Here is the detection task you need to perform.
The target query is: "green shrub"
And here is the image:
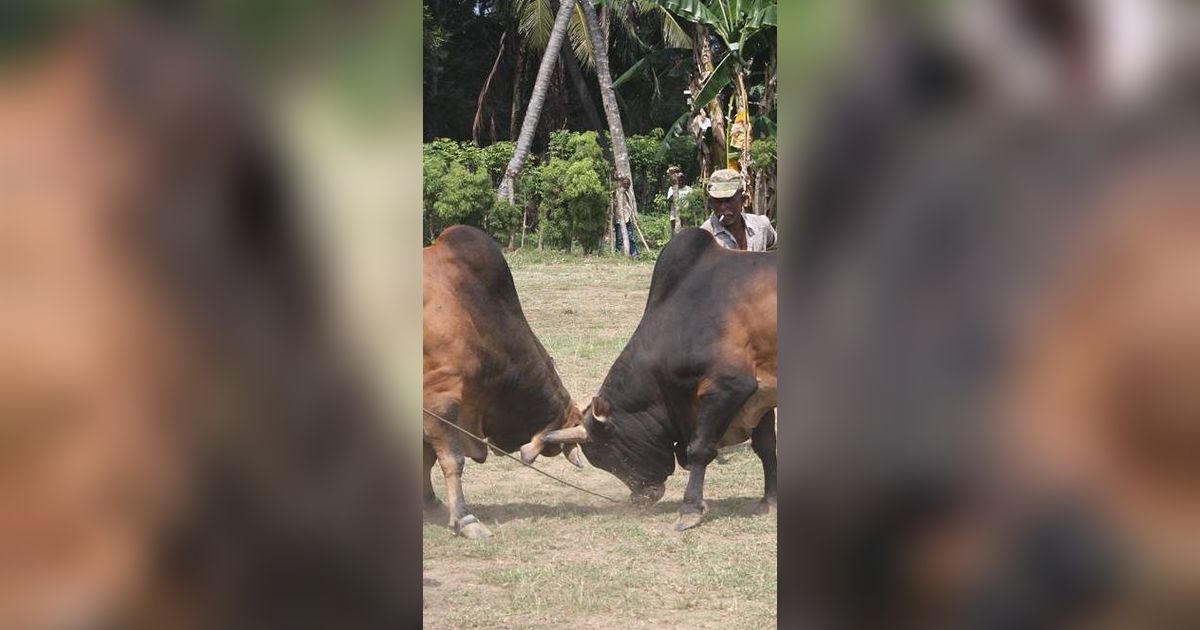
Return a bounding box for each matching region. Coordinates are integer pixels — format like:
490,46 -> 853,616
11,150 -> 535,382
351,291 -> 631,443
507,131 -> 611,252
538,150 -> 609,253
664,133 -> 699,180
432,160 -> 494,235
478,141 -> 515,184
424,138 -> 464,167
625,128 -> 702,218
750,137 -> 777,170
424,138 -> 515,187
423,153 -> 450,242
627,129 -> 667,205
652,192 -> 672,216
485,199 -> 523,244
678,187 -> 708,228
423,130 -> 698,250
548,130 -> 608,184
637,213 -> 673,250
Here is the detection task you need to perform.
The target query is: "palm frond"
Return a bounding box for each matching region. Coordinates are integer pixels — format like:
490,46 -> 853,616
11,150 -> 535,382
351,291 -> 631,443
657,7 -> 693,49
611,47 -> 690,89
568,5 -> 595,69
514,0 -> 555,51
610,0 -> 652,51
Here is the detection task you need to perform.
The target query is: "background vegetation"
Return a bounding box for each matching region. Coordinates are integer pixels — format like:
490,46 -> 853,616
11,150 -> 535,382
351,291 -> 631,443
423,129 -> 705,248
424,0 -> 778,252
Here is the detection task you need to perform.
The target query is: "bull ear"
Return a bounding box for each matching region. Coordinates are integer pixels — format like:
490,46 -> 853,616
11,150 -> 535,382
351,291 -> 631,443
541,424 -> 589,445
591,395 -> 611,420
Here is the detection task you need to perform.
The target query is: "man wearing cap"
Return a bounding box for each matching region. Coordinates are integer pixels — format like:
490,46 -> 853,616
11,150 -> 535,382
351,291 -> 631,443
700,169 -> 776,251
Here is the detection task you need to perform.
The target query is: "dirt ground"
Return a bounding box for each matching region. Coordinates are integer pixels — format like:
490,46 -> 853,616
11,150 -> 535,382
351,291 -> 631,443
422,251 -> 777,629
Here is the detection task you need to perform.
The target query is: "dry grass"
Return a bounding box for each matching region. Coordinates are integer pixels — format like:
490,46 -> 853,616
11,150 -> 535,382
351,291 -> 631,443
422,251 -> 777,629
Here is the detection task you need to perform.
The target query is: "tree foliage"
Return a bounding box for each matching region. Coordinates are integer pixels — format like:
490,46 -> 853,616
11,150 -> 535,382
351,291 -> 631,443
425,159 -> 497,240
679,185 -> 708,225
538,156 -> 610,252
625,127 -> 698,209
536,131 -> 610,251
750,135 -> 775,169
425,131 -> 610,250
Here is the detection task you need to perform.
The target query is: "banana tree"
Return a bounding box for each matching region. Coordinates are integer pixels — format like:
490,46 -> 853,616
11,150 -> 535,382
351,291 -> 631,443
654,0 -> 776,170
661,0 -> 775,113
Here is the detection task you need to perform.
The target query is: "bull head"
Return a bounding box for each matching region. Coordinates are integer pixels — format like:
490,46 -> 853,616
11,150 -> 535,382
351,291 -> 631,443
519,403 -> 588,468
542,396 -> 610,446
520,437 -> 586,468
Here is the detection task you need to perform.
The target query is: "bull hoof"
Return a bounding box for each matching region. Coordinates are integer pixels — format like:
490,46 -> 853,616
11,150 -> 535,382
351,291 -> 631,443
672,502 -> 709,532
751,500 -> 776,516
454,515 -> 493,539
519,442 -> 541,465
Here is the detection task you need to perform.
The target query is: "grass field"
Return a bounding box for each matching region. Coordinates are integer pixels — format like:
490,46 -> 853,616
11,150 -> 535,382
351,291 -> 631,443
422,250 -> 777,629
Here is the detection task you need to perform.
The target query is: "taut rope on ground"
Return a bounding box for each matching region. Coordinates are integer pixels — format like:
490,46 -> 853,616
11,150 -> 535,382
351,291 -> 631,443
422,407 -> 622,504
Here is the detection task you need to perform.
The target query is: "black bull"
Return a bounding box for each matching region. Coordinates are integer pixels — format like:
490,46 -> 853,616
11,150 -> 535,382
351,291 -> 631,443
544,229 -> 778,531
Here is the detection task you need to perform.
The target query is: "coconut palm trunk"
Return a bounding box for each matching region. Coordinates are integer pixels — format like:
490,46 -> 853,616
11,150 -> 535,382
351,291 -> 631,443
561,46 -> 607,145
498,0 -> 577,203
578,0 -> 636,255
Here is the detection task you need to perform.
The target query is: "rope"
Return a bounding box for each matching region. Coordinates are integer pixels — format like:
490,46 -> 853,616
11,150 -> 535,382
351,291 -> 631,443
422,407 -> 622,504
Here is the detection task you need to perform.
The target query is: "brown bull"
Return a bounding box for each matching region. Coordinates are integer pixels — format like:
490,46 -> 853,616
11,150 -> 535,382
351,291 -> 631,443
423,225 -> 583,539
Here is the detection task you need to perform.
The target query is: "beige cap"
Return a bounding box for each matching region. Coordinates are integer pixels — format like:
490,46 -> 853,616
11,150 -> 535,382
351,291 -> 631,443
706,169 -> 743,198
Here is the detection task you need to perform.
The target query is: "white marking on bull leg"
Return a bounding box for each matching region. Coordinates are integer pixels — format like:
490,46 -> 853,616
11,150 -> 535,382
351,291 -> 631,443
519,436 -> 543,464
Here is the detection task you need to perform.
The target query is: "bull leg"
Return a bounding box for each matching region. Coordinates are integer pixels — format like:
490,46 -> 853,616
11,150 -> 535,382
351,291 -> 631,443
423,442 -> 441,509
675,375 -> 757,532
434,441 -> 492,539
750,409 -> 777,515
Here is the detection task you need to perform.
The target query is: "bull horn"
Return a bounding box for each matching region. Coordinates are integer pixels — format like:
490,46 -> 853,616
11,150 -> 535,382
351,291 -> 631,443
519,439 -> 543,465
564,444 -> 585,468
541,424 -> 590,445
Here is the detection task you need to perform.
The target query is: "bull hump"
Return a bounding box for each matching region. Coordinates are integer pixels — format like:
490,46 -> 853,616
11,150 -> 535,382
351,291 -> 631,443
645,229 -> 717,303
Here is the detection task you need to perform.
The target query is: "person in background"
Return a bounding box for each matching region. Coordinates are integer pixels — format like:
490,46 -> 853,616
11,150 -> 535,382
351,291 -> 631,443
667,166 -> 686,233
613,175 -> 638,257
700,169 -> 776,251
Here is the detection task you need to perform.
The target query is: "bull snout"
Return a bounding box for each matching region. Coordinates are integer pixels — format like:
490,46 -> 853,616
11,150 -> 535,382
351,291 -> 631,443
629,483 -> 665,508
